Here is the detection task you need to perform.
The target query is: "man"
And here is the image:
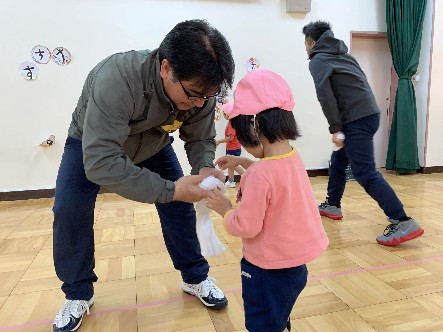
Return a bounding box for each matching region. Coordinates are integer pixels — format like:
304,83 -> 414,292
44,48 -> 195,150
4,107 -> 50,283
52,19 -> 234,332
302,20 -> 424,247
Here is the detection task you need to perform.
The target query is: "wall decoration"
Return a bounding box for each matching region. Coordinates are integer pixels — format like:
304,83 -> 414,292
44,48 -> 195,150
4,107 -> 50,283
214,84 -> 229,121
245,57 -> 260,72
19,61 -> 39,80
52,47 -> 71,65
215,103 -> 222,121
40,135 -> 55,147
31,45 -> 51,64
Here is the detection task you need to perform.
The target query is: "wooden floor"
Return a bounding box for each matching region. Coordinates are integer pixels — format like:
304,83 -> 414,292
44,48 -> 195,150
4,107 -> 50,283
1,171 -> 443,331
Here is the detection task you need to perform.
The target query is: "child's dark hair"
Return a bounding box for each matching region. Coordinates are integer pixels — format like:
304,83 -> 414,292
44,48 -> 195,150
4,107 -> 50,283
230,108 -> 301,147
302,20 -> 332,41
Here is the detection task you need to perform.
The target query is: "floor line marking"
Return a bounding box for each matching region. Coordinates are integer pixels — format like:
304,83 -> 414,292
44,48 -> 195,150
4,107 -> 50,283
1,254 -> 442,331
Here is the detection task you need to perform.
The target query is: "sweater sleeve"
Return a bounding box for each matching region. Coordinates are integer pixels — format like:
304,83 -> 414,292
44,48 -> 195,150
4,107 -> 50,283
309,58 -> 342,133
224,168 -> 270,238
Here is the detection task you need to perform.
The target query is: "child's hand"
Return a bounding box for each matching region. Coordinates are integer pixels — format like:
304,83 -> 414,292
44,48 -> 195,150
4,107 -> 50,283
215,155 -> 238,170
199,167 -> 225,183
206,187 -> 233,216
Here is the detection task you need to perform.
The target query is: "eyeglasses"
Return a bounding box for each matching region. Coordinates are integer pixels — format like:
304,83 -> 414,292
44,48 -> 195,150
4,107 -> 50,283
178,79 -> 220,101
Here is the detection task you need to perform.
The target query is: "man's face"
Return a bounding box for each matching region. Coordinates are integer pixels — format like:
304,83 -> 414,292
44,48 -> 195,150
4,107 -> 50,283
304,37 -> 316,57
160,59 -> 219,111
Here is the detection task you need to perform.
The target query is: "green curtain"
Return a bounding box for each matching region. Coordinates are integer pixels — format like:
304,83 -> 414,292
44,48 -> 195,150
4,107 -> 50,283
385,0 -> 427,173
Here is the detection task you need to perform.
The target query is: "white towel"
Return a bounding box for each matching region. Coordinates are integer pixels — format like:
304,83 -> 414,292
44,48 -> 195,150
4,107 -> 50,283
196,176 -> 226,256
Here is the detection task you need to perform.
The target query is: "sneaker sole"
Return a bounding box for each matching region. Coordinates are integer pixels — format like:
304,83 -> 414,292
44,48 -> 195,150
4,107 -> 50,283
320,211 -> 343,220
376,228 -> 424,246
182,289 -> 228,310
53,302 -> 94,332
72,302 -> 94,332
71,316 -> 84,332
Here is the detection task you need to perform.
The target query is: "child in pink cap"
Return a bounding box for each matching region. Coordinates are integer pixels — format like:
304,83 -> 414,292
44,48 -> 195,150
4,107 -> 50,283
206,69 -> 329,332
216,102 -> 244,188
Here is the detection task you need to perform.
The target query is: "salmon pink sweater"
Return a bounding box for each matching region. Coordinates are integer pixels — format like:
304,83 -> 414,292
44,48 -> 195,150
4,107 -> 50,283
224,149 -> 328,269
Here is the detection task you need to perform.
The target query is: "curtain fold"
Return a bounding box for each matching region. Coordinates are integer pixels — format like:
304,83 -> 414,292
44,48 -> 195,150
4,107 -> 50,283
385,0 -> 427,173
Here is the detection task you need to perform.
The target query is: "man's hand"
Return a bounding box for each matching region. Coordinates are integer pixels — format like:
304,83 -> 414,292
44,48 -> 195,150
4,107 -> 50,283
199,167 -> 225,183
206,187 -> 232,217
332,131 -> 345,148
173,175 -> 207,203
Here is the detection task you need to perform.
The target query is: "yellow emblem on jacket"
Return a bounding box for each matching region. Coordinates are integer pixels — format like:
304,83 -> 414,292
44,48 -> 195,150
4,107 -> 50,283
161,120 -> 183,133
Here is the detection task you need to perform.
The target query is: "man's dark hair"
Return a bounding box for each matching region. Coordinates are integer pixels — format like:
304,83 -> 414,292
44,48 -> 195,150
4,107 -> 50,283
230,108 -> 301,148
302,20 -> 332,41
159,19 -> 235,95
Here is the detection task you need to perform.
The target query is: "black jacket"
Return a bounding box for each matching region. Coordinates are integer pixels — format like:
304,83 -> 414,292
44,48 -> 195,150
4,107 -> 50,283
309,30 -> 380,134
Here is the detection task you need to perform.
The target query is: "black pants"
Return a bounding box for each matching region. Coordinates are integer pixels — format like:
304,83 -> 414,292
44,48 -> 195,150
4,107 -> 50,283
53,137 -> 209,300
241,258 -> 307,332
327,114 -> 407,219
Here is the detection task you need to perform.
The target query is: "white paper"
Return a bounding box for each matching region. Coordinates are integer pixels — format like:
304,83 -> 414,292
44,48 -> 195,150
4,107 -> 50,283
196,176 -> 226,256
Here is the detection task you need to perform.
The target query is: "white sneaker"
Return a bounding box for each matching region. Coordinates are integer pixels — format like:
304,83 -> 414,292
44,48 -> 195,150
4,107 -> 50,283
182,277 -> 228,310
225,181 -> 236,188
53,297 -> 94,331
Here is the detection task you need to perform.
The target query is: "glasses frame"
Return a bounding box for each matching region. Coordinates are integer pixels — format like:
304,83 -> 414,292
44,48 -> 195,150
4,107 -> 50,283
178,79 -> 220,101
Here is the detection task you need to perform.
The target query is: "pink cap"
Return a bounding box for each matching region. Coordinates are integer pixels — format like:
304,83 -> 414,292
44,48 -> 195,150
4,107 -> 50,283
221,102 -> 234,114
225,69 -> 294,119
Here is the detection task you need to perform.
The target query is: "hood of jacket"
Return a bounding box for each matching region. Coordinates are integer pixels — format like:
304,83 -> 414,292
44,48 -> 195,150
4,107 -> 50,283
309,30 -> 348,59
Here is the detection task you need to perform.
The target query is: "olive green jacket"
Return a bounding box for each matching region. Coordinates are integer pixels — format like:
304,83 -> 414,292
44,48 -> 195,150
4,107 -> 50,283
68,49 -> 216,203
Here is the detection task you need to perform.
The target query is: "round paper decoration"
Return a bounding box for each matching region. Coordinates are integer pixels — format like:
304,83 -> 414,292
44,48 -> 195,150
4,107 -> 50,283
31,45 -> 51,64
245,57 -> 260,72
19,61 -> 39,80
52,47 -> 71,65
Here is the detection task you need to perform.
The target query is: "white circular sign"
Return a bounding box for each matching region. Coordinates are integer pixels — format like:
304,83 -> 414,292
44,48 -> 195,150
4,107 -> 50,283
52,47 -> 72,65
19,61 -> 39,80
31,45 -> 51,64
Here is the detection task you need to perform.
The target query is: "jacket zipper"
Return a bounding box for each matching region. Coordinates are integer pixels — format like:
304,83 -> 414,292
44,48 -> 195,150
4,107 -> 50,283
132,106 -> 177,160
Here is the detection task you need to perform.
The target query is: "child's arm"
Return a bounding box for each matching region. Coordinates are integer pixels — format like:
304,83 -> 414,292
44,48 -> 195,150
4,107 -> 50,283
237,157 -> 255,169
222,169 -> 269,238
216,135 -> 234,146
216,156 -> 255,170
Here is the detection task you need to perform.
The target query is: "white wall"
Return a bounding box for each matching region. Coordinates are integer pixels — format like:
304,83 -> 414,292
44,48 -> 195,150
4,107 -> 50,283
415,0 -> 435,166
0,0 -> 436,192
426,0 -> 443,167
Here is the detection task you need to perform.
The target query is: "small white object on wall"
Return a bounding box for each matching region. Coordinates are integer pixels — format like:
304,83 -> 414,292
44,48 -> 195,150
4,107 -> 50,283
286,0 -> 311,13
245,57 -> 260,72
40,135 -> 55,147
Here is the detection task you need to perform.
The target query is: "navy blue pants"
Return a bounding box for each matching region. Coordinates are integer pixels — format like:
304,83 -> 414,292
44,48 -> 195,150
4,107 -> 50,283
53,136 -> 209,300
327,114 -> 407,220
241,258 -> 308,332
226,148 -> 241,156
